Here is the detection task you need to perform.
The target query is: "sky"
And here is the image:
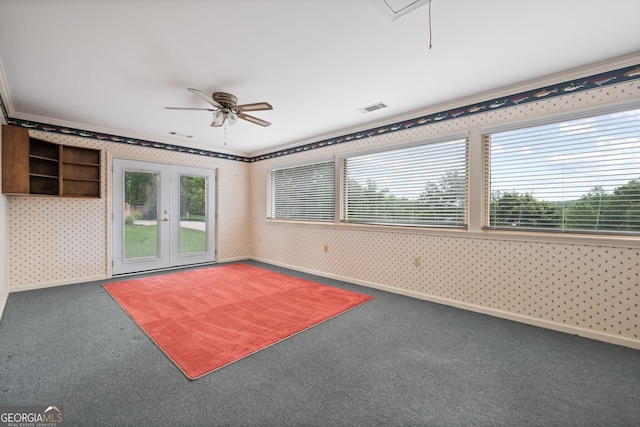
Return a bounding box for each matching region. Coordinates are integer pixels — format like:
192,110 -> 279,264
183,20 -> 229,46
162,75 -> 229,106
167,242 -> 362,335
490,108 -> 640,202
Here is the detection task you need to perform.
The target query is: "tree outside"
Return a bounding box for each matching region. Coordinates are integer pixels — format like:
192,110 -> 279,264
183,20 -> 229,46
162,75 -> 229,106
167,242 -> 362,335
347,170 -> 640,233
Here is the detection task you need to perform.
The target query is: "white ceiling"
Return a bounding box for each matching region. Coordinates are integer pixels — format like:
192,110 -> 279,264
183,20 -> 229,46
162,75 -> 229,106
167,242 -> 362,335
1,0 -> 639,156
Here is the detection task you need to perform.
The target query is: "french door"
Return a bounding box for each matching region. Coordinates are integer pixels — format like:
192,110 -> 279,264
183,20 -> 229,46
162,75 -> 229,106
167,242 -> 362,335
112,158 -> 216,275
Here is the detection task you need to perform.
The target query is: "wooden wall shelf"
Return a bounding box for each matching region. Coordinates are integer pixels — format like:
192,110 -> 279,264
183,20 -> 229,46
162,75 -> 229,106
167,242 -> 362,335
2,125 -> 101,198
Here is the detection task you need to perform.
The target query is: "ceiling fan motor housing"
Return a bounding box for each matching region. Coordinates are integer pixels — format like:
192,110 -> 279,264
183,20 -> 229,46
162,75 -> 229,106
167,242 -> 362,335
212,92 -> 238,109
166,88 -> 272,127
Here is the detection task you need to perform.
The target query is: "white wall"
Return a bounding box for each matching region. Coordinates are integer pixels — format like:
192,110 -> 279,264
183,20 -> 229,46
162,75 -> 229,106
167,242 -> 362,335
0,125 -> 9,319
250,57 -> 640,349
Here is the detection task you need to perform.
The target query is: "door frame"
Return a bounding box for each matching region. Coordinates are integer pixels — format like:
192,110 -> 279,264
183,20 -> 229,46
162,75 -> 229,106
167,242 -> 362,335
107,154 -> 218,276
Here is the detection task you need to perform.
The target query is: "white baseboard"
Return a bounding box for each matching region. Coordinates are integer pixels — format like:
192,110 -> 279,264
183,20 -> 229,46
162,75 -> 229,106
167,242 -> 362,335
218,256 -> 251,263
9,275 -> 109,293
0,291 -> 7,324
8,259 -> 240,292
250,257 -> 640,351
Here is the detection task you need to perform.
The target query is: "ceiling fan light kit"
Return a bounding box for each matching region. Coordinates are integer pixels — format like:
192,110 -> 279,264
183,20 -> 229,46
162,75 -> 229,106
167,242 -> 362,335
212,110 -> 237,127
165,88 -> 272,128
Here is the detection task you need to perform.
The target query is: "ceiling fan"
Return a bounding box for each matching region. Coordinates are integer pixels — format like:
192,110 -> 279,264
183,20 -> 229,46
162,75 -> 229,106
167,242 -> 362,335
165,88 -> 273,127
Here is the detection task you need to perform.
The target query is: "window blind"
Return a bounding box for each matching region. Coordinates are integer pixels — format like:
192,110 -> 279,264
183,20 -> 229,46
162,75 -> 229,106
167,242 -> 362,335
485,107 -> 640,234
342,138 -> 468,227
269,161 -> 335,221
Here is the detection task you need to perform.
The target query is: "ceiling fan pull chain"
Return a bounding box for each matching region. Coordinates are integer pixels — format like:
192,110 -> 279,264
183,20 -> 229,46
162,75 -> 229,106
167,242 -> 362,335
428,0 -> 433,49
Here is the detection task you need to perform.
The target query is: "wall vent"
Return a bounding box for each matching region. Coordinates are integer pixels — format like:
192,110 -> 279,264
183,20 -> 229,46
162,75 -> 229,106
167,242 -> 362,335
358,102 -> 388,114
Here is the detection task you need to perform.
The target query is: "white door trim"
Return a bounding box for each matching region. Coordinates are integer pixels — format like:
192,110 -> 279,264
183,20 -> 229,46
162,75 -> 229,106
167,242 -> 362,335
112,157 -> 217,275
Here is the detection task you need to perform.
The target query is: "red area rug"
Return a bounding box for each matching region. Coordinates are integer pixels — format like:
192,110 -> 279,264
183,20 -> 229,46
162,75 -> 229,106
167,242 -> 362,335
104,263 -> 373,379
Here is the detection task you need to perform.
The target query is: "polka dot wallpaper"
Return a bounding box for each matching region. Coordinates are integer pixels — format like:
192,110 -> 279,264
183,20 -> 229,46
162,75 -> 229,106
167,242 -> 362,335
0,135 -> 8,312
7,131 -> 250,290
251,78 -> 640,348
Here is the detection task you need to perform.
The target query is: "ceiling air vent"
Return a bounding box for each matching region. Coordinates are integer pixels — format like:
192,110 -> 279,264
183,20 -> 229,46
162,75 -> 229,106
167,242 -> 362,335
358,102 -> 388,114
381,0 -> 431,20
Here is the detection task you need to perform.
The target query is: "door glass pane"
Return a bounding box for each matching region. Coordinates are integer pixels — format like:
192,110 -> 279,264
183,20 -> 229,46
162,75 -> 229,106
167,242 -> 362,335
124,170 -> 159,260
179,175 -> 207,254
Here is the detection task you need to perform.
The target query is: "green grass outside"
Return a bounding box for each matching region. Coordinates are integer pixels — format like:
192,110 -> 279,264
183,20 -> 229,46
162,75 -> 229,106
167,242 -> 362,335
124,225 -> 206,259
180,214 -> 205,221
179,227 -> 207,254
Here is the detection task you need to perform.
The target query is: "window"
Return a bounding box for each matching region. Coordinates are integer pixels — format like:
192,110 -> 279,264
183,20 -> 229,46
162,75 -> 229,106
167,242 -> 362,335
342,137 -> 468,227
269,161 -> 335,221
485,107 -> 640,234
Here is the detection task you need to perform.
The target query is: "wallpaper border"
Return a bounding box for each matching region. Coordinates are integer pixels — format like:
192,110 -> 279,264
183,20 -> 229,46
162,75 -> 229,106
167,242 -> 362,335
1,63 -> 639,163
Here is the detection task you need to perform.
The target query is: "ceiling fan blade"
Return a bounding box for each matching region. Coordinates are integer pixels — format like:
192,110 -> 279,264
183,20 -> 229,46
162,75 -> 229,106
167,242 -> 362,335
238,112 -> 271,127
236,102 -> 273,112
187,88 -> 222,108
165,107 -> 216,111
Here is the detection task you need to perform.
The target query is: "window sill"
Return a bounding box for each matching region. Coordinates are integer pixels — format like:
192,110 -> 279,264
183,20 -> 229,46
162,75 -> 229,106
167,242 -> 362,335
265,219 -> 640,248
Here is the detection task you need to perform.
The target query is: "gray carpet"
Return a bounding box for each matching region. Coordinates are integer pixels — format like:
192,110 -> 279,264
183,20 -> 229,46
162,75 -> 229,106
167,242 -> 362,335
1,260 -> 639,426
